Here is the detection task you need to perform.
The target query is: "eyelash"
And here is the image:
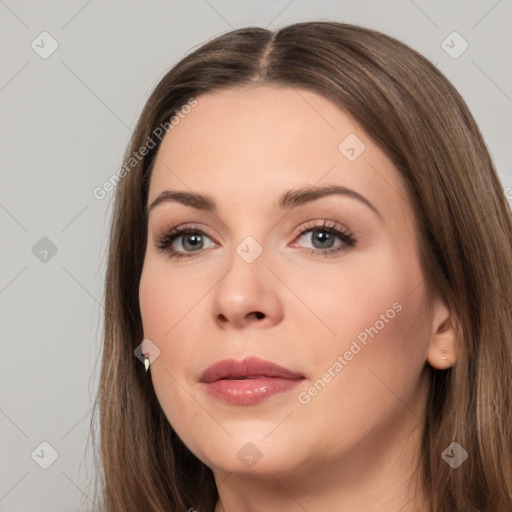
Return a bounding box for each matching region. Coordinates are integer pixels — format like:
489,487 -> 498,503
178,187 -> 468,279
153,220 -> 357,260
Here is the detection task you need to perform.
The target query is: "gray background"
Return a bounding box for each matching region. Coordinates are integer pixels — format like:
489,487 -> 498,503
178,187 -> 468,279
1,1 -> 510,510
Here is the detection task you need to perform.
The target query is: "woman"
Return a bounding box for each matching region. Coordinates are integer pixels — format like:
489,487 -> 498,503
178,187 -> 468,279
90,21 -> 512,511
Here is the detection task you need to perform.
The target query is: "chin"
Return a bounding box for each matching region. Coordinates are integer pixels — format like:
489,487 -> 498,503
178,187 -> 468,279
188,434 -> 308,478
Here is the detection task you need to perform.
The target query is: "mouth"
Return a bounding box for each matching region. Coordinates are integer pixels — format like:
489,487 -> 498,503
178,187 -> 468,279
199,356 -> 305,406
199,355 -> 304,383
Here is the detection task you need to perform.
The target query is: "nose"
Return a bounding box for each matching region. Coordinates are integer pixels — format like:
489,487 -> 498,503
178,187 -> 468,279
212,247 -> 283,330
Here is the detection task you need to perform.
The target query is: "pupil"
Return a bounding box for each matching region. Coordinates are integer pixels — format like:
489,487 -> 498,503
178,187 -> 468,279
313,230 -> 334,249
184,234 -> 202,251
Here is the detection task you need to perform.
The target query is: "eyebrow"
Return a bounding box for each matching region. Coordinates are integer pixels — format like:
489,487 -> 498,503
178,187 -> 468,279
146,184 -> 382,219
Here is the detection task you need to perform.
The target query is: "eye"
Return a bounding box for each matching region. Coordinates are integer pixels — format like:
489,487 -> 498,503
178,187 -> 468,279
291,220 -> 356,257
154,223 -> 217,259
153,220 -> 356,260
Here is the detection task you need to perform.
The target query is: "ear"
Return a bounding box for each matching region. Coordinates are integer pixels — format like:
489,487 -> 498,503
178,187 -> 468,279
426,297 -> 458,369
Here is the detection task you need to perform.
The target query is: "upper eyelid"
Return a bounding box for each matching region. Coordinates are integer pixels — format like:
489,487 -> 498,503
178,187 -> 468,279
155,221 -> 353,248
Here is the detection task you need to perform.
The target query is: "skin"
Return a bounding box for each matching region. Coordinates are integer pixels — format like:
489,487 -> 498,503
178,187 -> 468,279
138,84 -> 458,512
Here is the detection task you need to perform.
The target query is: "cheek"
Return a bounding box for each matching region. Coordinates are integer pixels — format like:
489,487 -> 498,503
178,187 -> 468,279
285,273 -> 429,461
138,261 -> 215,424
139,260 -> 210,340
288,248 -> 430,422
278,243 -> 427,366
138,264 -> 197,400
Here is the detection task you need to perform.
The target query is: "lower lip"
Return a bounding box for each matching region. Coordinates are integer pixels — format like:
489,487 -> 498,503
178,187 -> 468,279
203,377 -> 303,405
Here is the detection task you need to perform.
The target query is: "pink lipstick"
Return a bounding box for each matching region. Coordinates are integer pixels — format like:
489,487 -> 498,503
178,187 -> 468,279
199,356 -> 305,405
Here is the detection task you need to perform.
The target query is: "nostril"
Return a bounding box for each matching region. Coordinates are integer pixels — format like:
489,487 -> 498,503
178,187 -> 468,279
254,312 -> 265,319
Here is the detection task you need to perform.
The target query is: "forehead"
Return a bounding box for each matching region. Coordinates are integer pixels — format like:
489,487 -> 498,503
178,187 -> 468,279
153,85 -> 359,170
147,85 -> 411,220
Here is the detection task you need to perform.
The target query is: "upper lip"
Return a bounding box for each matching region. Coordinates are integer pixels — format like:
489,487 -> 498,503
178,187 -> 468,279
199,356 -> 305,383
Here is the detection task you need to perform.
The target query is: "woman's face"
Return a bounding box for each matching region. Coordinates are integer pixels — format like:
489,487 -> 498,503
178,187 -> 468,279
139,85 -> 435,480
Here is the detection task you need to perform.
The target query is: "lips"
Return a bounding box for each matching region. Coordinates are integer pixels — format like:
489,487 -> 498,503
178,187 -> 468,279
199,356 -> 305,406
199,356 -> 304,383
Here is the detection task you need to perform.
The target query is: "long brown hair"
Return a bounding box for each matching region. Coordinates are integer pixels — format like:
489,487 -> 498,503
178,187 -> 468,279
88,21 -> 512,511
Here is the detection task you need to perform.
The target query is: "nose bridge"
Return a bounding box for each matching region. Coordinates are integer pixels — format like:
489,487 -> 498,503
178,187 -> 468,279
212,233 -> 282,328
218,235 -> 267,306
220,211 -> 269,272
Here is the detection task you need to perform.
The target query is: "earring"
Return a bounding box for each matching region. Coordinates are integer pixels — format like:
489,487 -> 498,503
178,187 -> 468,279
441,350 -> 448,361
144,355 -> 150,372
